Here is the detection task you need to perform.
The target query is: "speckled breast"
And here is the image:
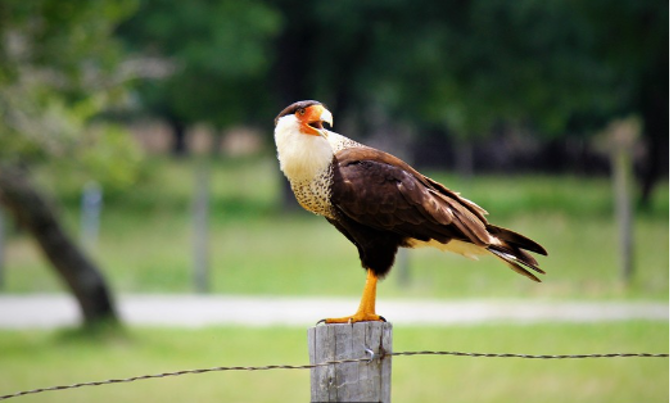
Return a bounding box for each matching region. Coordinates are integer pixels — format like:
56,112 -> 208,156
290,165 -> 336,219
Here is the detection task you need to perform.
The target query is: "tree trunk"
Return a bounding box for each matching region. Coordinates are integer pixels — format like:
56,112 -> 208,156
0,164 -> 118,327
638,129 -> 664,208
638,68 -> 668,208
169,117 -> 188,157
271,2 -> 316,212
455,137 -> 474,180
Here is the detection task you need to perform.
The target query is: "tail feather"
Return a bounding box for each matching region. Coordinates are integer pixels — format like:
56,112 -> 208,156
486,225 -> 547,283
488,248 -> 542,282
488,225 -> 548,256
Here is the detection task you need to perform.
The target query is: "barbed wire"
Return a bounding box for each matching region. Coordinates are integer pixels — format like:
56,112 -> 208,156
1,350 -> 667,401
387,350 -> 669,360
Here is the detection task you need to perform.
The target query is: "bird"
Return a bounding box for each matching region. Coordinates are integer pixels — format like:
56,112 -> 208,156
273,100 -> 547,324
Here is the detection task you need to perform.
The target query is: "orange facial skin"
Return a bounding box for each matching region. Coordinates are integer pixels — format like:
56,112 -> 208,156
296,104 -> 329,136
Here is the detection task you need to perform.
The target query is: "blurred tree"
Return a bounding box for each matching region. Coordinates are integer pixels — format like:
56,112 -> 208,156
116,0 -> 665,201
269,1 -> 600,169
331,2 -> 613,170
572,0 -> 668,207
314,0 -> 666,198
269,0 -> 367,208
116,0 -> 282,156
0,0 -> 141,327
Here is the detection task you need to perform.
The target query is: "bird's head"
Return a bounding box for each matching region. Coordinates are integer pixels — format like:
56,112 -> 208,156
274,100 -> 333,138
274,100 -> 336,182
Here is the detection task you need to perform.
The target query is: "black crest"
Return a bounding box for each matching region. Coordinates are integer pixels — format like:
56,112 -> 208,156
274,100 -> 325,126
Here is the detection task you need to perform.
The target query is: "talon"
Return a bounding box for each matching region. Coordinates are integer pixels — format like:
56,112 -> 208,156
321,313 -> 386,324
318,269 -> 386,324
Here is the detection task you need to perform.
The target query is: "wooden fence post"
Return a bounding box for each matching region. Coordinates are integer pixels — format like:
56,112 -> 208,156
80,181 -> 102,251
192,161 -> 209,293
606,117 -> 640,284
308,322 -> 392,403
0,207 -> 5,290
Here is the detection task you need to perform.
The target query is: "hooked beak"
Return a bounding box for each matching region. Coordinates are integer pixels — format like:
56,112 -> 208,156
299,105 -> 333,137
316,109 -> 333,138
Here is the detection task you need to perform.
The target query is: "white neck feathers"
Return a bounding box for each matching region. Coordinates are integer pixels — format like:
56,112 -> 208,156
274,115 -> 334,182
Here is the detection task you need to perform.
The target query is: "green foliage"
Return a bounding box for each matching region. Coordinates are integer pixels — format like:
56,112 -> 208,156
336,0 -> 652,138
114,0 -> 666,164
0,0 -> 143,190
117,0 -> 282,128
77,124 -> 145,192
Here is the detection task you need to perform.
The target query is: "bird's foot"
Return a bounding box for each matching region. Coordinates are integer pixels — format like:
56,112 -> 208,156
318,312 -> 386,325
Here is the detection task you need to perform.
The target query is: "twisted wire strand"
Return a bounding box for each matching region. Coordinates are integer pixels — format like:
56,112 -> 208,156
1,351 -> 667,401
0,358 -> 368,401
387,351 -> 670,360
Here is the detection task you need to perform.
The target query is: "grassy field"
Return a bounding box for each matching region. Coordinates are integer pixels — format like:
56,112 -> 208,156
0,156 -> 668,403
0,322 -> 667,402
3,155 -> 667,300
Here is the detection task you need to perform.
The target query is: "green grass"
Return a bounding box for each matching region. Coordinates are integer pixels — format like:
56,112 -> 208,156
0,322 -> 667,402
1,159 -> 668,402
2,156 -> 668,300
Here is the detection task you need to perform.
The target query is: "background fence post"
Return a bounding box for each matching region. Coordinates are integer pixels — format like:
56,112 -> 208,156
0,207 -> 4,290
192,161 -> 210,293
80,181 -> 102,251
308,322 -> 392,403
606,117 -> 640,285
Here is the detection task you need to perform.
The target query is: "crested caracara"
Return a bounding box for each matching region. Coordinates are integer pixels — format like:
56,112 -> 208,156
274,100 -> 547,323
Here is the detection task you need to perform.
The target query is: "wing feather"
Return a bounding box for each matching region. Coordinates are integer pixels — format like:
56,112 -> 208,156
329,146 -> 546,281
331,147 -> 491,246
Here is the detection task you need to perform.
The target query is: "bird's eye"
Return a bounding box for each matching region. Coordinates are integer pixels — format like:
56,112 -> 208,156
297,108 -> 305,115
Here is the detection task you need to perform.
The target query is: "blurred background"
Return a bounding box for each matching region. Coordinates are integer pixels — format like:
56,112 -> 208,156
0,0 -> 667,402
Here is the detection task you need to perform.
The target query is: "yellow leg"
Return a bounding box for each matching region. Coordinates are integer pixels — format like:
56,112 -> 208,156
321,269 -> 386,324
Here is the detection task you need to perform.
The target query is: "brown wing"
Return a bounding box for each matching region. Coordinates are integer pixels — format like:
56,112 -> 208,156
331,147 -> 493,248
330,146 -> 547,281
